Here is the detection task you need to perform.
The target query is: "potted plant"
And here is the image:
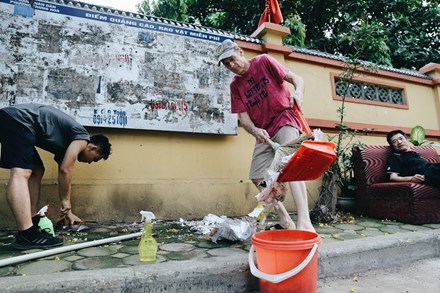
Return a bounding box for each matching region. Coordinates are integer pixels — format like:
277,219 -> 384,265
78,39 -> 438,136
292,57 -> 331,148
310,56 -> 375,223
334,139 -> 364,213
311,96 -> 365,221
331,126 -> 363,213
410,125 -> 432,146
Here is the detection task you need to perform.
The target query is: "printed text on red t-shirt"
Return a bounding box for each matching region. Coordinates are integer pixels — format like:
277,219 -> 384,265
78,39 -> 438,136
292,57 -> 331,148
245,76 -> 270,109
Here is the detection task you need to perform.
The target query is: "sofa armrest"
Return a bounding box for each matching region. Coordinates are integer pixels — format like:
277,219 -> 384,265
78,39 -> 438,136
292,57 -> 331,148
353,145 -> 392,189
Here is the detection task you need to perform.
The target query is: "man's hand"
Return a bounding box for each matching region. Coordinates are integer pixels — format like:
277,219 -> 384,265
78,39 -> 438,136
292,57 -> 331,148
254,128 -> 270,143
390,172 -> 425,184
60,204 -> 83,225
60,200 -> 72,215
237,112 -> 270,143
66,210 -> 83,225
290,90 -> 303,109
284,71 -> 305,108
410,174 -> 425,183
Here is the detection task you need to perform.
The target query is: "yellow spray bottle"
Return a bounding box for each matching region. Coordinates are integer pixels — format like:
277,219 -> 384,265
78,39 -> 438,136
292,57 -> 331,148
138,211 -> 157,262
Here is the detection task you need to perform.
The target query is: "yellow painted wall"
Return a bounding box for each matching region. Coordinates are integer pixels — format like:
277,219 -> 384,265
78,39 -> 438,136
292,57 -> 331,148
1,23 -> 439,227
0,122 -> 320,225
290,62 -> 440,131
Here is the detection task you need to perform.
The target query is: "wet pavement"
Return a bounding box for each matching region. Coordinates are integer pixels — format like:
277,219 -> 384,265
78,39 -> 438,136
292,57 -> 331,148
0,212 -> 439,292
5,218 -> 245,276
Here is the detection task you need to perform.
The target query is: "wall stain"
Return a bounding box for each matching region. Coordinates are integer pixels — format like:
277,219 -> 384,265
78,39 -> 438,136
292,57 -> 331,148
46,68 -> 95,106
0,4 -> 236,134
38,23 -> 62,53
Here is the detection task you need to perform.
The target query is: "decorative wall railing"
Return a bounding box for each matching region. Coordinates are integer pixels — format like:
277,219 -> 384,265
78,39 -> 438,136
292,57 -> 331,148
331,73 -> 408,109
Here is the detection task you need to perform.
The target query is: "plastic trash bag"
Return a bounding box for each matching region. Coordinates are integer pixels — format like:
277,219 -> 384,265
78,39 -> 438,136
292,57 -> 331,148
255,170 -> 287,204
183,214 -> 256,243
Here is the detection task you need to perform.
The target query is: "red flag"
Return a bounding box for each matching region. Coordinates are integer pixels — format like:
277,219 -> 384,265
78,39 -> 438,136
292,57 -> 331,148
258,0 -> 283,27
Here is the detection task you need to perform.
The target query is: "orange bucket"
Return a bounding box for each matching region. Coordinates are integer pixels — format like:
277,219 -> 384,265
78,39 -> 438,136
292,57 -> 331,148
249,230 -> 321,293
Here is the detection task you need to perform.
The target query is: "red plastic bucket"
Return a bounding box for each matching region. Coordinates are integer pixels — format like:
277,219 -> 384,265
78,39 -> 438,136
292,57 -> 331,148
249,230 -> 321,293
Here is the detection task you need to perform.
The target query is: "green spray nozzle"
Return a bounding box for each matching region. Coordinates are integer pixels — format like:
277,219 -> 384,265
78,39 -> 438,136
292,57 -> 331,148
140,211 -> 156,222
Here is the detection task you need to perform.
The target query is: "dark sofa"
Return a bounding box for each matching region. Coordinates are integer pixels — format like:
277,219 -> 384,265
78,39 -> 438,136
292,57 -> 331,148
352,145 -> 440,224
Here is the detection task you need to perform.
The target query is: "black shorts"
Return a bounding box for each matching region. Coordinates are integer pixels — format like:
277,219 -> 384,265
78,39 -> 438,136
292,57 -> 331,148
0,110 -> 43,169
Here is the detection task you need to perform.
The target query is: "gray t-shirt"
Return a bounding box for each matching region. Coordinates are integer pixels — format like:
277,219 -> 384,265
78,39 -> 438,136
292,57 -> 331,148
2,103 -> 90,163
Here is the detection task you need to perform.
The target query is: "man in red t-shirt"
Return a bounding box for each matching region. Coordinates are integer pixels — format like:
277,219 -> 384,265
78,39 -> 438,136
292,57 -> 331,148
215,39 -> 315,232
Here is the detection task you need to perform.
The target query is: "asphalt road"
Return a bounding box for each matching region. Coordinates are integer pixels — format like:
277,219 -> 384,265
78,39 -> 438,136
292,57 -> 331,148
317,257 -> 440,293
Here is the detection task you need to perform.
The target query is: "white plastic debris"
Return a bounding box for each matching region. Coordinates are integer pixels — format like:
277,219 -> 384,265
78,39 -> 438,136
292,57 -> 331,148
281,154 -> 293,164
313,128 -> 324,141
255,171 -> 287,203
248,205 -> 265,218
210,215 -> 256,243
255,171 -> 279,203
182,214 -> 256,243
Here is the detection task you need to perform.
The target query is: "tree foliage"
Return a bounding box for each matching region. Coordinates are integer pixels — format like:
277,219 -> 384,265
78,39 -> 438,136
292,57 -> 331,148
137,0 -> 440,70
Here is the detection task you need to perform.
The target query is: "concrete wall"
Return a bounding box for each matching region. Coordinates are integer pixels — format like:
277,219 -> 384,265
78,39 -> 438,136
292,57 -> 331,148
1,3 -> 440,227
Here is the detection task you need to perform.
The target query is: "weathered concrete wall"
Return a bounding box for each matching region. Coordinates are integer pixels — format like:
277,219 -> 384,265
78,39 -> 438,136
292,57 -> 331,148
0,0 -> 235,134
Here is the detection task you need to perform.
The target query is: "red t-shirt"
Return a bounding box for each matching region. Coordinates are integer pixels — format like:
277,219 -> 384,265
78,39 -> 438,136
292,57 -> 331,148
230,54 -> 301,138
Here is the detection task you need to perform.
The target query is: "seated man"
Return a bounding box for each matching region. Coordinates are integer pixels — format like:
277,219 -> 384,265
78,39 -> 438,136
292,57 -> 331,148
386,129 -> 440,188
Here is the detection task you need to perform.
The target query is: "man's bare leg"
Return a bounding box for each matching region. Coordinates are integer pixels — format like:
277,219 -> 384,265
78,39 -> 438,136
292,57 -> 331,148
6,168 -> 33,231
289,181 -> 315,232
273,201 -> 296,229
29,165 -> 44,215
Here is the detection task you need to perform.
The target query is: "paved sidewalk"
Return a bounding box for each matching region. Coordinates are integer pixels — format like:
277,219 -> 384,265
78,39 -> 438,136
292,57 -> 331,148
0,215 -> 439,292
318,257 -> 440,292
